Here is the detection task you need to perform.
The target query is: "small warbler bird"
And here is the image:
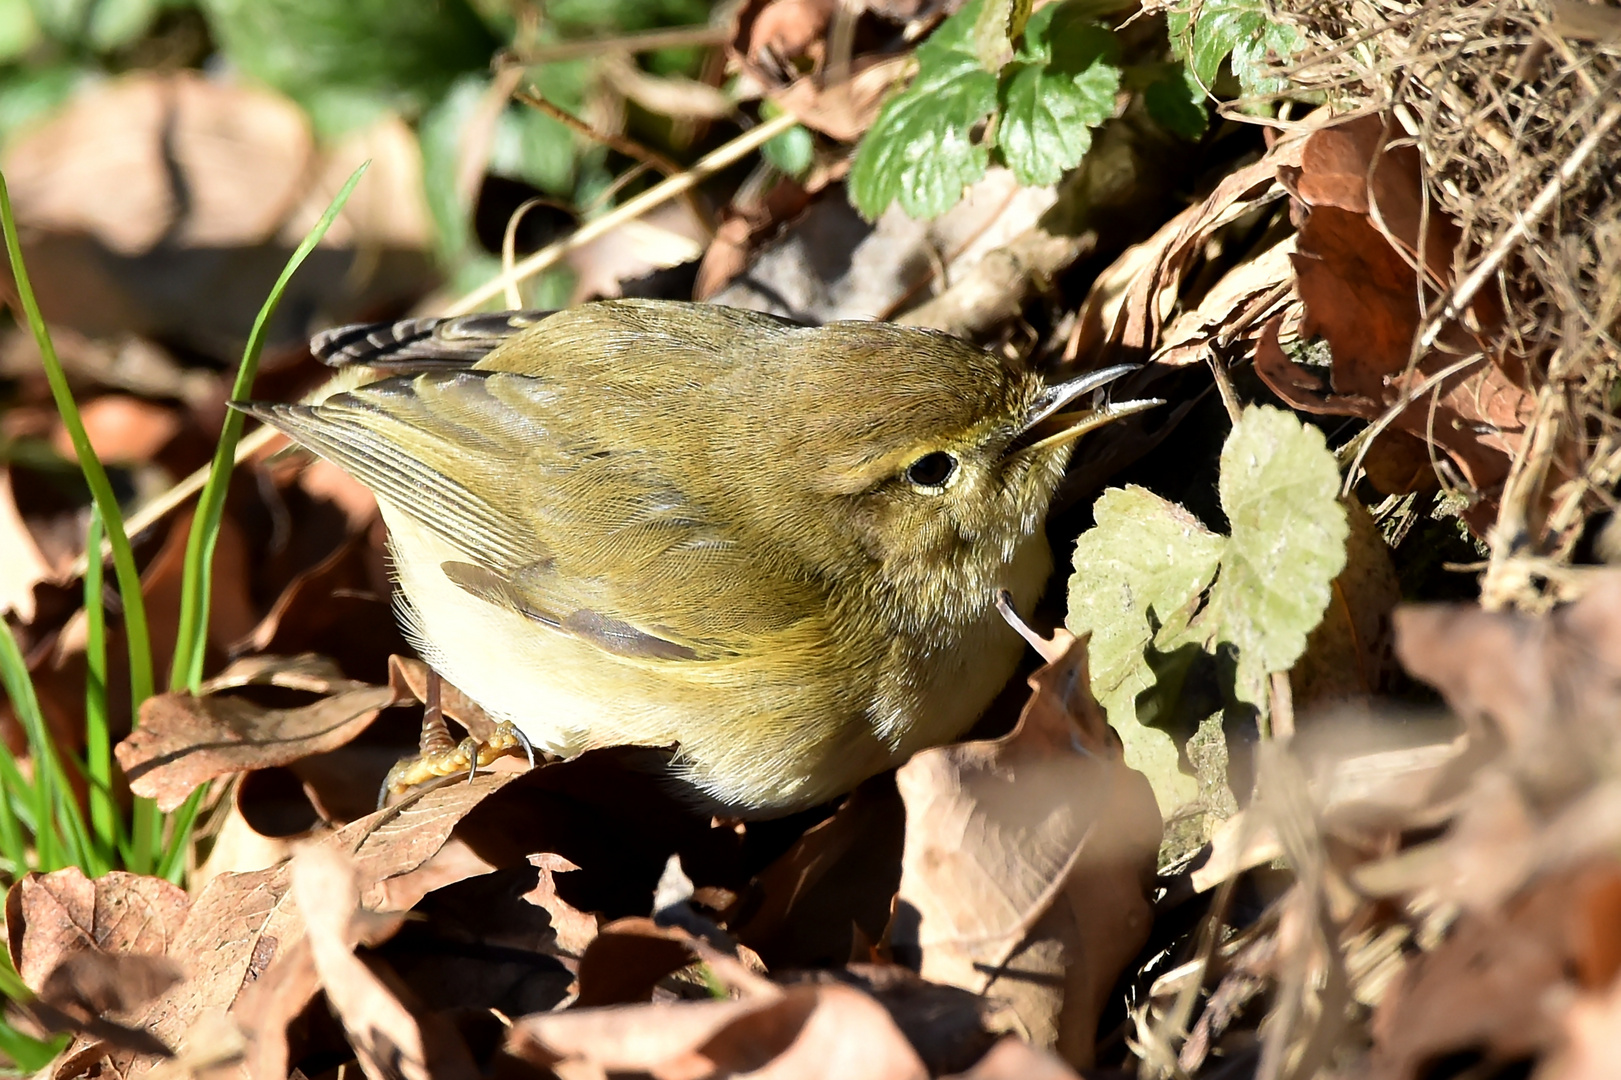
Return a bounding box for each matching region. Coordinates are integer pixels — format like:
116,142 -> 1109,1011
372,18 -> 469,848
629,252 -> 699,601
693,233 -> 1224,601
241,300 -> 1155,815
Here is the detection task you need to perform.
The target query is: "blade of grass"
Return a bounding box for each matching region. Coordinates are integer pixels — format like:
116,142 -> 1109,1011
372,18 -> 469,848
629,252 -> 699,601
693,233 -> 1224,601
0,617 -> 80,872
82,506 -> 118,871
0,174 -> 154,733
169,160 -> 370,694
156,162 -> 369,880
0,1022 -> 67,1075
155,786 -> 203,884
0,954 -> 66,1074
0,728 -> 27,877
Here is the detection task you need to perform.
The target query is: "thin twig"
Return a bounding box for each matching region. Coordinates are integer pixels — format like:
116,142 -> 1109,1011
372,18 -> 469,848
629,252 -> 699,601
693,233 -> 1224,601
1416,98 -> 1621,353
448,111 -> 797,315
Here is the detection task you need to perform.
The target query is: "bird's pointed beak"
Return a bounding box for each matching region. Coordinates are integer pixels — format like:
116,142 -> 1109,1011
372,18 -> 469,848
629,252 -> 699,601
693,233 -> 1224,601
1007,365 -> 1162,458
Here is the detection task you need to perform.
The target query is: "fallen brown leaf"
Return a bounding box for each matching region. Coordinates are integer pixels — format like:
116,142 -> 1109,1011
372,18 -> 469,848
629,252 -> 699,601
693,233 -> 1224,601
891,632 -> 1160,1067
116,654 -> 402,811
1393,572 -> 1621,803
0,467 -> 57,620
1254,113 -> 1536,520
506,981 -> 929,1080
48,395 -> 182,466
291,844 -> 479,1080
49,774 -> 515,1080
1369,861 -> 1621,1080
941,1035 -> 1085,1079
6,868 -> 189,994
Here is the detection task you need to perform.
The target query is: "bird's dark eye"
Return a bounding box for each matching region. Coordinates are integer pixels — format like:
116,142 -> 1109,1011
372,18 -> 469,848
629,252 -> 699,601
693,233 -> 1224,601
906,451 -> 957,489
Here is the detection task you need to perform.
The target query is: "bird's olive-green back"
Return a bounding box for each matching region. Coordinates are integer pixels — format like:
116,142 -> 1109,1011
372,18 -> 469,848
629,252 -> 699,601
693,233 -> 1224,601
250,300 -> 1059,660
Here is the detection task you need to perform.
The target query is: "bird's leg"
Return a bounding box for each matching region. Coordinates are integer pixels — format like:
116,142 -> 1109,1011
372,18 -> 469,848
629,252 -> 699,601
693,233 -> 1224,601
378,669 -> 538,808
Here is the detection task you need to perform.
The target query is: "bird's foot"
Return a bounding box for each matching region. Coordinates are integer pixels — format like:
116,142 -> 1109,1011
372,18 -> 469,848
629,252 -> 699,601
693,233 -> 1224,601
377,670 -> 536,808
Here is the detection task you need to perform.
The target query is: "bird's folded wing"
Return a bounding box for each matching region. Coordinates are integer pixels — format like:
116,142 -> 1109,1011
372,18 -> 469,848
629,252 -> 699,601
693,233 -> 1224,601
310,311 -> 558,372
238,369 -> 818,664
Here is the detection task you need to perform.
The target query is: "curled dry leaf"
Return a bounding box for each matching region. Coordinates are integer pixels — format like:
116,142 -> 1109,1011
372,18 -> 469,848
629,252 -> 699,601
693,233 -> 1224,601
291,844 -> 479,1080
1252,113 -> 1535,518
116,654 -> 403,811
892,631 -> 1160,1066
48,775 -> 514,1080
506,981 -> 928,1080
1369,861 -> 1621,1080
1073,133 -> 1305,365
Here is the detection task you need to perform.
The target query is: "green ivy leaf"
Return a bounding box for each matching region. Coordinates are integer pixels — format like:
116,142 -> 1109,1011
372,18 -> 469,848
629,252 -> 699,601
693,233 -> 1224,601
1068,486 -> 1224,813
848,1 -> 996,220
1206,405 -> 1349,706
1067,408 -> 1349,828
997,13 -> 1117,186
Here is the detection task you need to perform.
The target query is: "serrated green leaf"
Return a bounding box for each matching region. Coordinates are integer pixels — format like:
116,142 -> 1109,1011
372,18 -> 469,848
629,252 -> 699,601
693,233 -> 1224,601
1166,0 -> 1301,98
1206,405 -> 1349,706
1227,17 -> 1302,96
1068,485 -> 1224,812
997,17 -> 1117,186
848,7 -> 997,220
1144,63 -> 1208,140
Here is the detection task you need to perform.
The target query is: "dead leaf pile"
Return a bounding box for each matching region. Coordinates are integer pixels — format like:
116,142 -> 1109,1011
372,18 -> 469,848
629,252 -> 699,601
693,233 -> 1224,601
1141,572 -> 1621,1080
2,631 -> 1160,1079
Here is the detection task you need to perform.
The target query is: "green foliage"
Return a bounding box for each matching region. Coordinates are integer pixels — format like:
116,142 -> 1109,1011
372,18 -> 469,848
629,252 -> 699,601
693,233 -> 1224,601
849,0 -> 1120,220
1143,63 -> 1208,140
199,0 -> 499,125
762,118 -> 814,179
1166,0 -> 1303,98
997,8 -> 1117,186
26,0 -> 167,52
1067,406 -> 1348,831
971,0 -> 1033,71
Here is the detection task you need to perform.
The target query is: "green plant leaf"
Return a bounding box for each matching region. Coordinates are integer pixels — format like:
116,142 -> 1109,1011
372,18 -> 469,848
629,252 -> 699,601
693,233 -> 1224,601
1067,408 -> 1348,829
1206,404 -> 1348,706
1068,485 -> 1224,811
996,13 -> 1117,186
199,0 -> 498,120
848,0 -> 996,220
972,0 -> 1032,72
1167,0 -> 1301,98
762,121 -> 814,179
1144,63 -> 1208,140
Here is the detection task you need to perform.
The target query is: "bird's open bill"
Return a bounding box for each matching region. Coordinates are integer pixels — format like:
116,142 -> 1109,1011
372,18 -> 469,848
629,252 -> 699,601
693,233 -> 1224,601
1009,364 -> 1163,458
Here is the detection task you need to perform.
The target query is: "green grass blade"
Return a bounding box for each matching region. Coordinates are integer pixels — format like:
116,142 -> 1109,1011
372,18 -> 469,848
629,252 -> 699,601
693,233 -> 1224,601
83,507 -> 119,870
0,1022 -> 67,1075
0,615 -> 60,871
156,785 -> 204,883
169,160 -> 370,693
0,174 -> 154,719
0,727 -> 28,877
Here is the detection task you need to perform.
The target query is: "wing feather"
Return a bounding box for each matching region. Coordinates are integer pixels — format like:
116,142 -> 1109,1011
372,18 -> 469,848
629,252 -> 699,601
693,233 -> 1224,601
239,350 -> 820,661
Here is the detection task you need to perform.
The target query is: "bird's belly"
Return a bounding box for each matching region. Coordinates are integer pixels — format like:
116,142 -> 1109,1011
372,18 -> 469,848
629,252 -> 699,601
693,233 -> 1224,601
379,505 -> 1042,815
